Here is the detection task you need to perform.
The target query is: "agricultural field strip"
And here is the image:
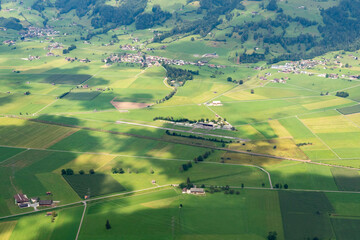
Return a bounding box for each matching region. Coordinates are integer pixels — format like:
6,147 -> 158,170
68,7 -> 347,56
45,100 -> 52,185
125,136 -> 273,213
296,116 -> 342,159
205,104 -> 223,120
232,106 -> 345,127
2,185 -> 360,222
203,84 -> 241,103
343,115 -> 360,129
330,82 -> 360,94
217,95 -> 322,104
0,185 -> 173,221
285,82 -> 322,93
78,68 -> 106,86
27,118 -> 312,161
0,149 -> 29,165
0,144 -> 273,187
75,202 -> 87,240
33,99 -> 59,116
115,120 -> 247,140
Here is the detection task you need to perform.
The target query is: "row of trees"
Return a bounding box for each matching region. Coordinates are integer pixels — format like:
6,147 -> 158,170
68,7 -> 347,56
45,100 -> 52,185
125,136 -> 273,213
194,150 -> 213,163
335,91 -> 349,98
63,44 -> 76,54
180,161 -> 193,172
61,168 -> 95,175
165,130 -> 233,144
156,88 -> 177,104
153,116 -> 197,124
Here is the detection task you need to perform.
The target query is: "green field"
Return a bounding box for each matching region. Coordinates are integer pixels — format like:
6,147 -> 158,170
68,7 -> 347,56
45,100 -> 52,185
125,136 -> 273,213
2,0 -> 360,238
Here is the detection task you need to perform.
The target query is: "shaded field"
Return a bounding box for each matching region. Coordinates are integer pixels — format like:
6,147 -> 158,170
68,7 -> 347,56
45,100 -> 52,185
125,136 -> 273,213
331,218 -> 360,240
79,189 -> 284,240
331,168 -> 360,191
337,104 -> 360,115
63,91 -> 101,101
63,174 -> 126,198
279,191 -> 334,240
42,74 -> 92,85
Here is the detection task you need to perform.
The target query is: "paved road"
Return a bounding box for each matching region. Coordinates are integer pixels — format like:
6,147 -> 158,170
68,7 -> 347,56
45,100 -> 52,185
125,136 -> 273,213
75,202 -> 87,240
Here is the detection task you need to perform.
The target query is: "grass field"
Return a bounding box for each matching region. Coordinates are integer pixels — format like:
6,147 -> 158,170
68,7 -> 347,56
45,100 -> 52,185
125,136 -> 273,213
278,191 -> 334,240
63,174 -> 126,198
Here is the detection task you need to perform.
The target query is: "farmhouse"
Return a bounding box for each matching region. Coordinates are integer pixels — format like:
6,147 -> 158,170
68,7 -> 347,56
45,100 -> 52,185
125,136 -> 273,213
207,101 -> 223,106
183,188 -> 205,195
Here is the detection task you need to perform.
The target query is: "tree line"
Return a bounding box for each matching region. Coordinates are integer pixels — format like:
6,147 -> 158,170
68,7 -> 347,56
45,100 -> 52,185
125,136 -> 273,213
165,130 -> 233,144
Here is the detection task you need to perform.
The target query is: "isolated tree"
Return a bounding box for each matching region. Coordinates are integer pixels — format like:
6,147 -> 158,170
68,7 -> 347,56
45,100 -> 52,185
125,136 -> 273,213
105,220 -> 111,230
227,77 -> 233,82
89,169 -> 95,174
191,37 -> 195,41
284,184 -> 288,189
79,170 -> 85,175
267,231 -> 277,240
61,169 -> 66,175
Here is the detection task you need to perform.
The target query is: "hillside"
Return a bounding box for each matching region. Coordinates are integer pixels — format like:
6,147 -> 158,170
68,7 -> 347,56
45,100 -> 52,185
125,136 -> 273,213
0,0 -> 360,63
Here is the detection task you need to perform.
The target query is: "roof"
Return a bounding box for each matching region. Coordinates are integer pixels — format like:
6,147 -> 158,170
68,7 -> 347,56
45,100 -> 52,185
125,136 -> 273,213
14,194 -> 29,203
39,200 -> 53,205
189,188 -> 205,193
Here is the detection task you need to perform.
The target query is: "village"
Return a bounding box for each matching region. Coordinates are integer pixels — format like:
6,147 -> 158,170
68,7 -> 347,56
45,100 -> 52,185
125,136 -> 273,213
102,52 -> 226,68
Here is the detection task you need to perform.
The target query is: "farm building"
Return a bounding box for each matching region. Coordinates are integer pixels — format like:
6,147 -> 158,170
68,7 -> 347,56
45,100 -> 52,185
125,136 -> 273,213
183,188 -> 205,195
14,194 -> 29,205
39,200 -> 53,206
207,101 -> 222,106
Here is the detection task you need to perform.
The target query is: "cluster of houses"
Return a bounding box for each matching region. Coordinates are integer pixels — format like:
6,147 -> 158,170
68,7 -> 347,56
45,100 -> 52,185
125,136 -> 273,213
120,44 -> 139,51
206,100 -> 223,106
20,27 -> 59,39
47,42 -> 63,50
14,193 -> 54,209
103,53 -> 226,68
65,57 -> 91,63
22,55 -> 40,61
3,40 -> 15,46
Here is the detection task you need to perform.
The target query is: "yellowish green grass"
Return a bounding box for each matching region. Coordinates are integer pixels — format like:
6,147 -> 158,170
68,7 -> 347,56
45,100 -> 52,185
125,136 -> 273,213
228,138 -> 308,160
0,221 -> 17,240
302,98 -> 353,110
268,120 -> 292,139
301,116 -> 360,133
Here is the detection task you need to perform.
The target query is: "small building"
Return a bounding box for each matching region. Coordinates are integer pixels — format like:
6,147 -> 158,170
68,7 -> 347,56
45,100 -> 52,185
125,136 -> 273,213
14,194 -> 29,204
39,200 -> 53,206
183,188 -> 205,195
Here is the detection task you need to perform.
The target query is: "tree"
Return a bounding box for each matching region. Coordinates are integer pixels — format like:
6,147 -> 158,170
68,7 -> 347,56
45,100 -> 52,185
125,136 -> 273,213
66,168 -> 74,175
239,80 -> 244,85
89,169 -> 95,174
284,184 -> 288,189
105,220 -> 111,230
61,169 -> 66,175
266,0 -> 278,11
191,37 -> 195,41
79,170 -> 85,175
267,231 -> 277,240
227,77 -> 233,82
